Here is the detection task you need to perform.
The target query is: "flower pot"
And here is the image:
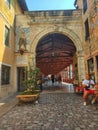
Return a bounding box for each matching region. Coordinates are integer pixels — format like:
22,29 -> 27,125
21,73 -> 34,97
16,94 -> 39,103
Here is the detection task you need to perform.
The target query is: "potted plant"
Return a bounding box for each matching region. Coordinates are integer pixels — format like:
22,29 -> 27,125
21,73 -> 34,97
25,64 -> 40,91
16,60 -> 41,103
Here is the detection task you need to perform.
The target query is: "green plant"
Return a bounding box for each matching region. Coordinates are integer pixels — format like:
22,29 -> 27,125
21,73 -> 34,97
21,89 -> 39,95
25,61 -> 40,91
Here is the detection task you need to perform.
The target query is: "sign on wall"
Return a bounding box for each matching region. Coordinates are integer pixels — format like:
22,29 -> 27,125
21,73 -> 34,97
16,55 -> 28,65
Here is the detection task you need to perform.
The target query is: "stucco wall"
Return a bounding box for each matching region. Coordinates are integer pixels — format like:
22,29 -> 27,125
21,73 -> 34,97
0,0 -> 24,99
15,10 -> 85,81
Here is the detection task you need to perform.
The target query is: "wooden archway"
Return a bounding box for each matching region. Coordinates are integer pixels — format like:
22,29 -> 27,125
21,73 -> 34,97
36,33 -> 76,75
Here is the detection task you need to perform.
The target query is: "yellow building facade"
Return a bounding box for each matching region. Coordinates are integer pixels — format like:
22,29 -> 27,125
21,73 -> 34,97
0,0 -> 28,98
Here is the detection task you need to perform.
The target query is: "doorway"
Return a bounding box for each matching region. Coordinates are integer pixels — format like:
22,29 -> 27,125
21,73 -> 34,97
17,67 -> 27,92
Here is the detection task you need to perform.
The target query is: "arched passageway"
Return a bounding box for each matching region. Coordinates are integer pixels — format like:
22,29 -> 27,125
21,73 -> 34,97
36,33 -> 76,75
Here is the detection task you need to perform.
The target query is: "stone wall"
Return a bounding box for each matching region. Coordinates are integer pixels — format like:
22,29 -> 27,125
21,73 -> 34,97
15,10 -> 85,82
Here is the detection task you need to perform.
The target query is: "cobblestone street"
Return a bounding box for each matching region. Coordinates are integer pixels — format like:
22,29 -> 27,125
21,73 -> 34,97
0,86 -> 98,130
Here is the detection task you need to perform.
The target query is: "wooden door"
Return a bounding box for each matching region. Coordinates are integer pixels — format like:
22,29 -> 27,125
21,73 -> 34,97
17,67 -> 27,92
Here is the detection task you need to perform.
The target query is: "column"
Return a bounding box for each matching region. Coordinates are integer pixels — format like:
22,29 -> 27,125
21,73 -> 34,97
77,51 -> 86,81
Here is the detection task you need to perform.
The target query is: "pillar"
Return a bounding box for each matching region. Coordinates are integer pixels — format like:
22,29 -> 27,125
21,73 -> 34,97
77,51 -> 86,81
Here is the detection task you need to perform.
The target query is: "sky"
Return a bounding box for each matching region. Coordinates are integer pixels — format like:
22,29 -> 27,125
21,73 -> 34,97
25,0 -> 75,11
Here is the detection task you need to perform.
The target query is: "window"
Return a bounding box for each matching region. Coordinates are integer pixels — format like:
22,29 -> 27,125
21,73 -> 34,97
5,26 -> 10,46
96,55 -> 98,69
1,65 -> 11,85
5,0 -> 11,9
83,0 -> 87,14
88,58 -> 94,73
87,58 -> 95,81
85,19 -> 90,40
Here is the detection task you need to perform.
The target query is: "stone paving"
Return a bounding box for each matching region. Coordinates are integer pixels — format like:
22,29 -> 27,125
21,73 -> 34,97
0,86 -> 98,130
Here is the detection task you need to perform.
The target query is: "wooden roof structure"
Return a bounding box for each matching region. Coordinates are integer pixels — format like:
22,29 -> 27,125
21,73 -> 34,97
36,33 -> 76,75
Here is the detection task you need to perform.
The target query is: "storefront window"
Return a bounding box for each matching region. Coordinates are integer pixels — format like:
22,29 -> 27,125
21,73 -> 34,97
88,58 -> 94,73
87,58 -> 95,81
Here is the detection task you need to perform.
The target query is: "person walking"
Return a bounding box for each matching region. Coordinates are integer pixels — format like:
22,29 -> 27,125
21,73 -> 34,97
58,74 -> 62,87
51,74 -> 55,86
37,77 -> 43,91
